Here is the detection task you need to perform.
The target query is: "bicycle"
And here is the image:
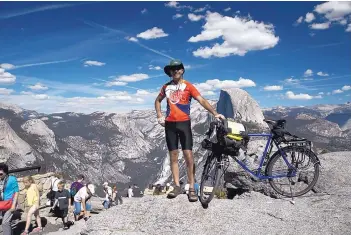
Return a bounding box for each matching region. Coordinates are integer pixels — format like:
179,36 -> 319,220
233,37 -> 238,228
199,118 -> 321,206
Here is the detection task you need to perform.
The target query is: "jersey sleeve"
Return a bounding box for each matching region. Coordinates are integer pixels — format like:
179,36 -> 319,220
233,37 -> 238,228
188,83 -> 201,98
159,85 -> 166,97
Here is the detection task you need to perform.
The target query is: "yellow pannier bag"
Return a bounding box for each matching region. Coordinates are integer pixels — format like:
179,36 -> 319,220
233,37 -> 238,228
225,119 -> 246,141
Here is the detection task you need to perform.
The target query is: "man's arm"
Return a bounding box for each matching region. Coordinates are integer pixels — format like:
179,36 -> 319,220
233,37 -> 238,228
194,95 -> 220,116
154,94 -> 165,118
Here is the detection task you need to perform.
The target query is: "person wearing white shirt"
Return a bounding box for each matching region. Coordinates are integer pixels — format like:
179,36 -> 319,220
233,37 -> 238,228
73,184 -> 95,221
128,185 -> 133,198
102,182 -> 112,209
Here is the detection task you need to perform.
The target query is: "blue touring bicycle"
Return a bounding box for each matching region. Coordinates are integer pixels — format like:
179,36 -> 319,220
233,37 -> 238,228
199,118 -> 321,206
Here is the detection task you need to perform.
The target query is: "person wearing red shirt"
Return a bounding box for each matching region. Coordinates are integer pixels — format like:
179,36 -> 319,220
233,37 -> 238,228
154,59 -> 225,202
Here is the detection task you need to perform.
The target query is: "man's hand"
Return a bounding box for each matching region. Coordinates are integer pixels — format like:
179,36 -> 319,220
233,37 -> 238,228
157,116 -> 165,127
214,113 -> 225,120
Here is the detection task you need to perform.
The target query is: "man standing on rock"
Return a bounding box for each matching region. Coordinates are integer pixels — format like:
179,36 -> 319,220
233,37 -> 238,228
154,59 -> 225,202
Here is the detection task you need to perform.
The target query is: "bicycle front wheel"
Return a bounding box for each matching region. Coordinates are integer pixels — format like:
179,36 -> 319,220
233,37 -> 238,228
266,146 -> 320,197
199,152 -> 222,206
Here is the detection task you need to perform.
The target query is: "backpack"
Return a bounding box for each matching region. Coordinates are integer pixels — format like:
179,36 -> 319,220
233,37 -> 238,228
70,182 -> 84,198
46,178 -> 59,206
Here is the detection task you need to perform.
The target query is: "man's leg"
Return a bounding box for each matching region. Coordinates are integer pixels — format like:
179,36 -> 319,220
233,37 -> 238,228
170,150 -> 180,186
183,150 -> 195,190
165,121 -> 182,198
2,210 -> 13,235
178,120 -> 197,202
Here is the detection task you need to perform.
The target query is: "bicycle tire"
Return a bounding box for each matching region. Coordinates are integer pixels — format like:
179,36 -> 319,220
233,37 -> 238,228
266,146 -> 320,197
199,153 -> 221,206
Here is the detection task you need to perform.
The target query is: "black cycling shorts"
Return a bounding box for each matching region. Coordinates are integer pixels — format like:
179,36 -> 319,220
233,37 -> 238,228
165,120 -> 193,151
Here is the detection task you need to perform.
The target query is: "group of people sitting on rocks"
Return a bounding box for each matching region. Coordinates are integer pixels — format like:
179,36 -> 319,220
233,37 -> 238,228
0,163 -> 132,235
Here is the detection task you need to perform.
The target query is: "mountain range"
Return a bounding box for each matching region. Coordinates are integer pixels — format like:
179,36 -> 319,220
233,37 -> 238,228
0,89 -> 350,194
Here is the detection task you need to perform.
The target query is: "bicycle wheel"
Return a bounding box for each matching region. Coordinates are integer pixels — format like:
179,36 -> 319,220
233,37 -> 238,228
266,146 -> 320,197
199,152 -> 222,206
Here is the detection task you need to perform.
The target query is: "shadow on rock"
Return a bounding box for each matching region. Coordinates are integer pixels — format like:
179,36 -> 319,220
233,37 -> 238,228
13,215 -> 48,235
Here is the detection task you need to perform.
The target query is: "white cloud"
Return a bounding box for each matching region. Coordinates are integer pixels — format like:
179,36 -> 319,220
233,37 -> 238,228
318,92 -> 324,95
0,63 -> 16,70
117,73 -> 150,82
0,3 -> 77,19
141,8 -> 147,14
149,65 -> 162,70
136,90 -> 151,96
33,94 -> 49,100
339,19 -> 348,25
188,13 -> 204,22
173,13 -> 183,19
0,68 -> 16,85
224,7 -> 231,12
309,22 -> 331,30
284,77 -> 299,84
263,85 -> 283,91
188,11 -> 279,58
295,16 -> 304,25
314,1 -> 351,21
164,1 -> 192,10
21,91 -> 33,95
105,81 -> 127,87
236,10 -> 240,14
126,36 -> 138,42
0,88 -> 14,95
305,12 -> 315,23
165,1 -> 179,8
28,83 -> 48,91
332,89 -> 343,94
83,60 -> 106,67
286,91 -> 322,100
137,27 -> 169,40
346,23 -> 351,32
317,71 -> 329,76
342,85 -> 351,91
101,92 -> 132,101
194,6 -> 209,13
194,77 -> 256,94
304,69 -> 313,77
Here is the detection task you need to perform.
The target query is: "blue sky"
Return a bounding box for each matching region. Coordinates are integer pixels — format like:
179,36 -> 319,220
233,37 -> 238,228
0,1 -> 350,114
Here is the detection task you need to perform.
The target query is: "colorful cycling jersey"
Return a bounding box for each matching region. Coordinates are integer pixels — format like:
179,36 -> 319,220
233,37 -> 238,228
159,80 -> 201,122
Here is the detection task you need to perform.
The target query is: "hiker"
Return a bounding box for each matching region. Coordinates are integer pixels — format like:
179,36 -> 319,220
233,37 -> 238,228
102,182 -> 112,209
154,59 -> 225,202
73,184 -> 95,221
21,176 -> 42,235
127,185 -> 133,198
52,181 -> 72,230
47,173 -> 62,207
0,163 -> 19,235
113,187 -> 123,205
70,175 -> 84,205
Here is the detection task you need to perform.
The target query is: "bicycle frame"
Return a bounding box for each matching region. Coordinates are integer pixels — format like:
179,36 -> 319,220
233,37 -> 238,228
230,133 -> 297,180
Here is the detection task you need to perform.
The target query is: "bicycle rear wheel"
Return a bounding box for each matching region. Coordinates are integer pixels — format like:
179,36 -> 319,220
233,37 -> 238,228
266,146 -> 320,197
199,152 -> 222,206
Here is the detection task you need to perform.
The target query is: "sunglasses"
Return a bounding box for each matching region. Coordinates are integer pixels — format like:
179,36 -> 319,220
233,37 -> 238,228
170,66 -> 183,72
